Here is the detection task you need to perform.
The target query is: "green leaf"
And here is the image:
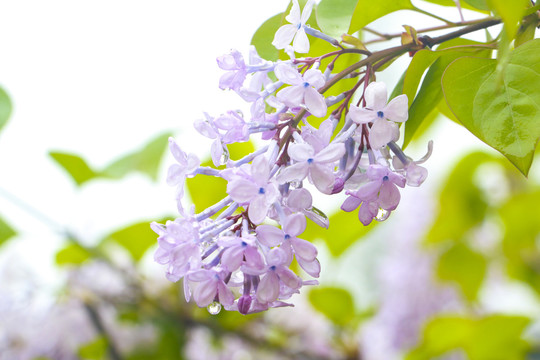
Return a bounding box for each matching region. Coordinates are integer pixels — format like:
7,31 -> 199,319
101,132 -> 172,181
78,336 -> 108,360
303,208 -> 377,257
348,0 -> 414,34
0,216 -> 17,246
186,141 -> 254,213
50,132 -> 172,186
251,13 -> 283,62
408,315 -> 530,360
316,0 -> 358,38
103,217 -> 171,262
0,86 -> 12,135
515,13 -> 538,48
499,190 -> 540,292
403,40 -> 492,147
423,0 -> 489,11
487,0 -> 529,40
308,286 -> 355,326
437,242 -> 487,301
442,39 -> 540,176
49,152 -> 99,186
56,242 -> 92,265
427,152 -> 493,243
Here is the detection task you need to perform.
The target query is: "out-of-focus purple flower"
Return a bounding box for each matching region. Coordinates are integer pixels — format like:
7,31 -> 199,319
272,0 -> 314,53
275,63 -> 327,117
349,82 -> 408,148
277,142 -> 345,194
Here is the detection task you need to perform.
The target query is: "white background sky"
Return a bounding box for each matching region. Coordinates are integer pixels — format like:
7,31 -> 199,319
0,0 -> 537,301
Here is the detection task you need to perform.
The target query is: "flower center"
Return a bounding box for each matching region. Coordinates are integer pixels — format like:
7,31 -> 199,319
284,234 -> 291,240
241,241 -> 247,247
303,82 -> 310,88
377,111 -> 384,118
383,175 -> 389,181
258,187 -> 265,194
297,23 -> 302,30
307,158 -> 314,164
270,265 -> 276,271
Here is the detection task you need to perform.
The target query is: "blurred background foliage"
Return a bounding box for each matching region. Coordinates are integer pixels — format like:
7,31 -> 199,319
1,0 -> 540,359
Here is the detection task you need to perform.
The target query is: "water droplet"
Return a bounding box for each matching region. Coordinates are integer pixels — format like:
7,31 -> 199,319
289,180 -> 302,189
220,152 -> 229,165
207,301 -> 222,315
375,208 -> 390,222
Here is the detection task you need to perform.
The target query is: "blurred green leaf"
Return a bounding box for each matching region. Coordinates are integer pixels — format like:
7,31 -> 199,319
442,39 -> 540,176
49,152 -> 99,186
308,286 -> 355,326
437,242 -> 487,301
50,132 -> 172,186
348,0 -> 414,34
515,13 -> 538,48
423,0 -> 489,11
102,132 -> 172,181
56,242 -> 92,266
0,86 -> 13,135
427,152 -> 494,243
316,0 -> 358,38
499,190 -> 540,292
0,215 -> 17,246
251,12 -> 283,62
403,39 -> 492,148
408,315 -> 530,360
303,208 -> 377,256
103,217 -> 171,262
463,0 -> 489,10
186,141 -> 254,213
78,336 -> 108,360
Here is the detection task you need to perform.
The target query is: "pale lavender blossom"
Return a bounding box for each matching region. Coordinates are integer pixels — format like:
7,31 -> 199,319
166,137 -> 200,199
277,142 -> 345,194
275,63 -> 327,117
189,269 -> 235,308
272,0 -> 314,53
226,155 -> 278,224
256,248 -> 302,304
194,113 -> 227,166
349,82 -> 408,148
218,234 -> 265,273
217,49 -> 247,91
392,140 -> 433,187
214,110 -> 249,143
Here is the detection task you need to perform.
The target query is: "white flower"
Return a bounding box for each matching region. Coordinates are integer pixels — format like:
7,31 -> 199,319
349,82 -> 408,149
272,0 -> 314,54
275,63 -> 327,117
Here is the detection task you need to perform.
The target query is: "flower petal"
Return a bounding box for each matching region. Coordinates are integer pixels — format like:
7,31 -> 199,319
288,143 -> 315,162
304,86 -> 326,117
365,82 -> 388,110
272,24 -> 298,50
227,178 -> 258,203
276,162 -> 309,184
277,85 -> 305,108
314,143 -> 345,163
378,182 -> 401,210
276,266 -> 302,289
248,195 -> 269,225
255,225 -> 285,247
384,94 -> 408,122
348,105 -> 377,124
287,188 -> 312,210
274,63 -> 303,85
257,272 -> 280,303
193,279 -> 217,307
309,163 -> 335,194
286,0 -> 301,24
369,118 -> 394,148
291,237 -> 317,261
297,257 -> 320,278
217,281 -> 235,306
292,26 -> 310,53
284,213 -> 306,237
341,195 -> 362,212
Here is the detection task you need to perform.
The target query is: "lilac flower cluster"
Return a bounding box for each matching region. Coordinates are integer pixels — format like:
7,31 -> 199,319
152,0 -> 431,315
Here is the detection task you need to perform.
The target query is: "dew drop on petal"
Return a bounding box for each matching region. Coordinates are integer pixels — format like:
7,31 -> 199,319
375,208 -> 389,222
289,180 -> 302,189
207,301 -> 222,315
220,153 -> 229,165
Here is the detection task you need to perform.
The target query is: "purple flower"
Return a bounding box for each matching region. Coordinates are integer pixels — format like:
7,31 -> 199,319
193,113 -> 227,167
256,248 -> 303,304
166,138 -> 200,199
275,63 -> 327,117
189,269 -> 235,307
226,155 -> 278,224
217,49 -> 246,91
214,110 -> 249,143
218,234 -> 265,273
272,0 -> 314,53
277,142 -> 345,194
349,82 -> 408,148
